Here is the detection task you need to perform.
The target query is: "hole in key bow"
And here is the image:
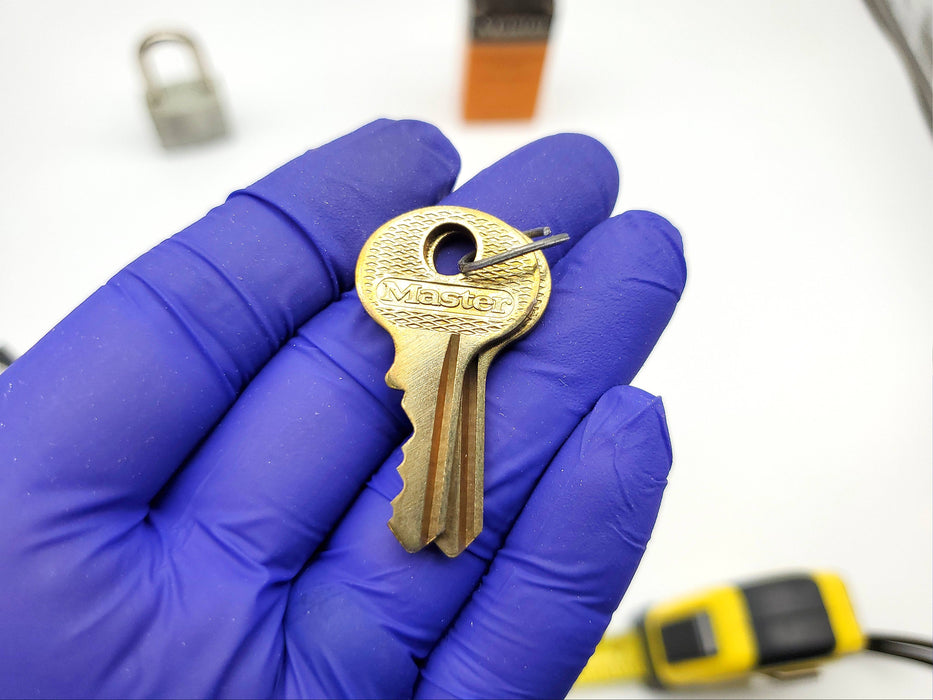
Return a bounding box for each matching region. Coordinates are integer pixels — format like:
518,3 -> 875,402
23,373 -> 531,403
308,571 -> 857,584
427,224 -> 477,276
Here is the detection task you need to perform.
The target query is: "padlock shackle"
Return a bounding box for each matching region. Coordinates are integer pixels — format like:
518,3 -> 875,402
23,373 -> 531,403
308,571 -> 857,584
138,30 -> 212,93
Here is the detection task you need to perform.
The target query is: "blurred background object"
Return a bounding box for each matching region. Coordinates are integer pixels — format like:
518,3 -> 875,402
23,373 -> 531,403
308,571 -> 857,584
463,0 -> 554,120
577,571 -> 931,690
0,2 -> 930,697
0,346 -> 15,374
139,30 -> 229,147
864,0 -> 932,132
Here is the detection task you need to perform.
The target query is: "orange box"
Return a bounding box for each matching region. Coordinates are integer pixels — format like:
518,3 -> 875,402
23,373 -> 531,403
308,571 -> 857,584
463,0 -> 554,121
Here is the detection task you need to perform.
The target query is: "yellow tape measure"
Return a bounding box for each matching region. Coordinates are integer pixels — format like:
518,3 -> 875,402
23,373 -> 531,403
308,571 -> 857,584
579,572 -> 865,688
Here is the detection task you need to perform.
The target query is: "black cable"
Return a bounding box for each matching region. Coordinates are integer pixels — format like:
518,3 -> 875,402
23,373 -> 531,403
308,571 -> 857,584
866,634 -> 933,665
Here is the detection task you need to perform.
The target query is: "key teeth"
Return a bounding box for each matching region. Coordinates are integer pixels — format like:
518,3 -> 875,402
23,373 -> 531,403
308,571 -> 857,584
385,363 -> 401,391
389,438 -> 432,552
388,392 -> 448,551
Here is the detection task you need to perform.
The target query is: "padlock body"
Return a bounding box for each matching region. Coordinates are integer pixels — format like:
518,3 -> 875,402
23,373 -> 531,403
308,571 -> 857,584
147,80 -> 226,148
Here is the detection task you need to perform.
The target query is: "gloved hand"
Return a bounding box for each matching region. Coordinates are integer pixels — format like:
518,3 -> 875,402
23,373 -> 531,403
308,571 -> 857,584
0,119 -> 686,699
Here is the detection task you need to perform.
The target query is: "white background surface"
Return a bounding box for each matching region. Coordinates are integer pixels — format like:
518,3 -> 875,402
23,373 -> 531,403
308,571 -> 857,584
1,1 -> 931,697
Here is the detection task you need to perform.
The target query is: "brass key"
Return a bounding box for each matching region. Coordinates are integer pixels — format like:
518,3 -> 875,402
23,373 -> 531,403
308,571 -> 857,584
356,206 -> 541,553
435,246 -> 552,557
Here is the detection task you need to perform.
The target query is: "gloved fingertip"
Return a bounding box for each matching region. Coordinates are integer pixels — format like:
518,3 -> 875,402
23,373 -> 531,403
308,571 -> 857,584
230,118 -> 461,294
618,209 -> 684,250
391,119 -> 462,181
330,118 -> 461,189
444,131 -> 619,238
585,385 -> 673,472
578,385 -> 672,550
616,210 -> 687,298
541,132 -> 620,216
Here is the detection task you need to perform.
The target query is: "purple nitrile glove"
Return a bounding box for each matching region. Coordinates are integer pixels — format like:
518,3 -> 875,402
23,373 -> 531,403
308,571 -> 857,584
0,119 -> 686,699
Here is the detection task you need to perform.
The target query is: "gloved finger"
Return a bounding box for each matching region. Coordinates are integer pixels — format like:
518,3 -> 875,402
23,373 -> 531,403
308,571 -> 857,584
443,130 -> 620,264
281,211 -> 685,698
153,133 -> 620,585
0,119 -> 458,540
415,385 -> 671,699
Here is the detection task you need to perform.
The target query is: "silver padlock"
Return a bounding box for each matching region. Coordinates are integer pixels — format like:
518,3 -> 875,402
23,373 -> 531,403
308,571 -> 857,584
139,31 -> 228,148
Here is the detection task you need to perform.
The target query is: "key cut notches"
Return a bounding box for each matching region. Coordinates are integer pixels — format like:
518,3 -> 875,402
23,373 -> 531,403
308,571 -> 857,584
356,206 -> 555,557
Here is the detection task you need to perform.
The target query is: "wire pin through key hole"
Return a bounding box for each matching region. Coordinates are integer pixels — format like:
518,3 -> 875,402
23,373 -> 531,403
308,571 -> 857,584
427,224 -> 569,276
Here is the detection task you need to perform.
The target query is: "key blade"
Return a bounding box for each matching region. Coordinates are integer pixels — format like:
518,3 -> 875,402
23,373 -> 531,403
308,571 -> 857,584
435,357 -> 482,557
436,248 -> 552,557
388,333 -> 463,551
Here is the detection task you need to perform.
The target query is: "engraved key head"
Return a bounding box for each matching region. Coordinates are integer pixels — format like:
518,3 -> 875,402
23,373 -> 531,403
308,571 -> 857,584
356,206 -> 540,351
